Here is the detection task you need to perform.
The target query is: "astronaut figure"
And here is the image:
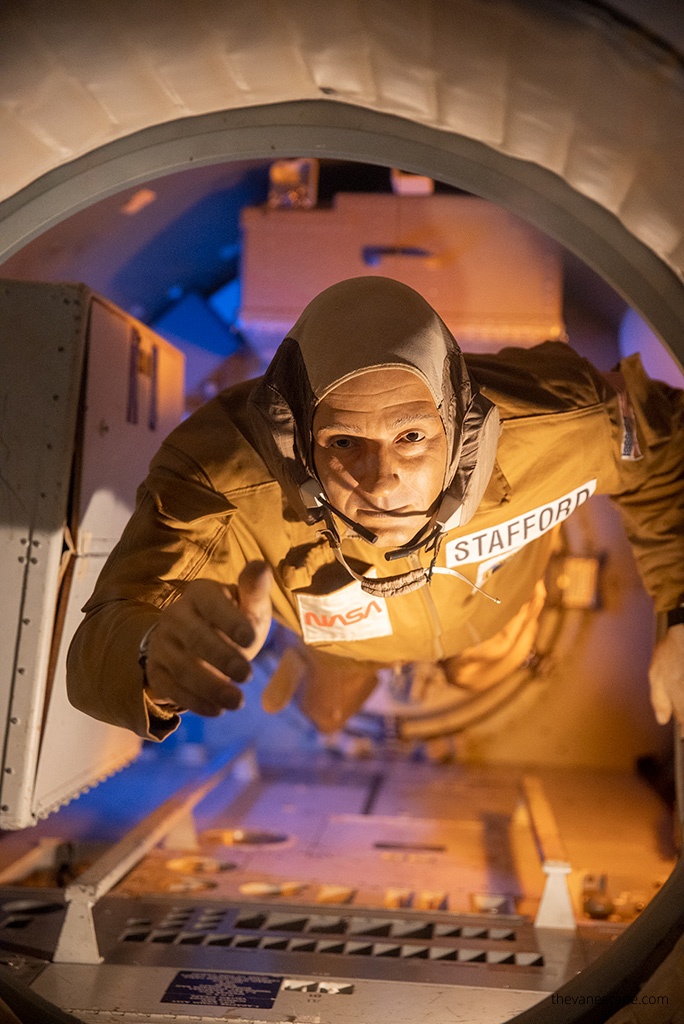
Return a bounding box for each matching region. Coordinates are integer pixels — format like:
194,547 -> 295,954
67,277 -> 684,740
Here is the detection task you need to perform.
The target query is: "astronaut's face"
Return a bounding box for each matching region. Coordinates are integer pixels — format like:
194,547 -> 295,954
312,367 -> 448,547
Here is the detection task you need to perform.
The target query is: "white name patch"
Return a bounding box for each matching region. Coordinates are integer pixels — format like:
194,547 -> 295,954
297,580 -> 393,644
446,480 -> 597,567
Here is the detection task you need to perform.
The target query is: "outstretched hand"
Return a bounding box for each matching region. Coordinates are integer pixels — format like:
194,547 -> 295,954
648,623 -> 684,735
144,562 -> 273,716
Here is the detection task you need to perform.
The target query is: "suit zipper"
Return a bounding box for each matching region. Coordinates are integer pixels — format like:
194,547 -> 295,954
408,554 -> 445,660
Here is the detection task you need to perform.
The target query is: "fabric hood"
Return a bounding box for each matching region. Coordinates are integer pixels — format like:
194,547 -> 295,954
247,277 -> 500,594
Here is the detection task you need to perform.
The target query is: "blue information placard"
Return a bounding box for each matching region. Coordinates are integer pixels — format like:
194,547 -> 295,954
161,970 -> 283,1008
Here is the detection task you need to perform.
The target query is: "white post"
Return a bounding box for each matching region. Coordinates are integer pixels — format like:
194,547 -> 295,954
522,775 -> 577,931
52,888 -> 102,964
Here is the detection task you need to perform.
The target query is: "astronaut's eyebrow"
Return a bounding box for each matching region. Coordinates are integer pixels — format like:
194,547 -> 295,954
389,412 -> 442,430
317,412 -> 442,435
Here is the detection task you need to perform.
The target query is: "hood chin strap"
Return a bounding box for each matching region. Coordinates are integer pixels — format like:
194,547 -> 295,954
300,480 -> 500,602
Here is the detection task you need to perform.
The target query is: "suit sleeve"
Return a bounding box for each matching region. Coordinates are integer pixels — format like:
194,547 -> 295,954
603,353 -> 684,614
66,446 -> 238,741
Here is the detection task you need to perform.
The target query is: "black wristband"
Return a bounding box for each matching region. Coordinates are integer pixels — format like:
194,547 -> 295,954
666,607 -> 684,628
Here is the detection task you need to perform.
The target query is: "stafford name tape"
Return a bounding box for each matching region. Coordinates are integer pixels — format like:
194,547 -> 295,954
446,479 -> 597,567
297,579 -> 392,644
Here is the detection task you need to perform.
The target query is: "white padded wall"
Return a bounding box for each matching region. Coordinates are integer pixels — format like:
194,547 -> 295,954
0,0 -> 683,283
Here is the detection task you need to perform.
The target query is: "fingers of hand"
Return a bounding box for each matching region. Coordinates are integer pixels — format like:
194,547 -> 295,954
146,570 -> 272,715
186,579 -> 257,651
147,647 -> 245,717
162,598 -> 253,681
648,658 -> 673,726
145,582 -> 256,713
648,625 -> 684,727
185,613 -> 253,682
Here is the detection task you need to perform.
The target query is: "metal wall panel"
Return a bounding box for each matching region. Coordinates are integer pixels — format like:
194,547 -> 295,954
239,194 -> 563,358
0,280 -> 184,829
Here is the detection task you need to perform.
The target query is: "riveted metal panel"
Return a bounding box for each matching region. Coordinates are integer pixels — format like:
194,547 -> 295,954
0,280 -> 184,829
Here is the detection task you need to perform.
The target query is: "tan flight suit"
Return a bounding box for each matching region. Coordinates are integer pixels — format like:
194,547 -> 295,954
67,343 -> 684,740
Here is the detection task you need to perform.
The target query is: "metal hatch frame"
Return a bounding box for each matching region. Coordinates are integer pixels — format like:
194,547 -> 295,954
0,92 -> 682,1024
1,99 -> 683,375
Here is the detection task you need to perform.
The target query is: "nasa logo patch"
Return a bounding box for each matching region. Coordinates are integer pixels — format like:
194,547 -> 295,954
297,579 -> 393,644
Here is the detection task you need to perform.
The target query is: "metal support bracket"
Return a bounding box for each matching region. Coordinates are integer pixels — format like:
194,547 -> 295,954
53,890 -> 102,964
159,810 -> 199,851
535,860 -> 575,930
522,775 -> 576,931
52,745 -> 257,964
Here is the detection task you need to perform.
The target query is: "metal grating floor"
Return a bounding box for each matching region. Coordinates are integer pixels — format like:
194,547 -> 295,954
115,902 -> 544,968
22,895 -> 583,1024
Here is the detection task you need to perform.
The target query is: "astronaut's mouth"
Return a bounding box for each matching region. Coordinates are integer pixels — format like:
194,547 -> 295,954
355,506 -> 420,519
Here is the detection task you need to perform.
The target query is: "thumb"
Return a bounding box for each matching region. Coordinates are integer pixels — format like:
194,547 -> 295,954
237,561 -> 273,643
648,656 -> 673,726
